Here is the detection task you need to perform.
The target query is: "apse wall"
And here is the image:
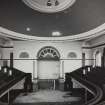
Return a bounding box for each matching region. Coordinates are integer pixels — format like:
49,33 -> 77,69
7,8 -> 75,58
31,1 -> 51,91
2,40 -> 83,79
88,35 -> 105,66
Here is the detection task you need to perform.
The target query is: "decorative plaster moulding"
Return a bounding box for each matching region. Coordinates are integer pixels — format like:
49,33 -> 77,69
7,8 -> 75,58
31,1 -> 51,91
22,0 -> 76,13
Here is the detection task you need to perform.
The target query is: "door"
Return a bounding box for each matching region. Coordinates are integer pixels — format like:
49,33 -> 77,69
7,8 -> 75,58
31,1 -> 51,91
38,60 -> 60,79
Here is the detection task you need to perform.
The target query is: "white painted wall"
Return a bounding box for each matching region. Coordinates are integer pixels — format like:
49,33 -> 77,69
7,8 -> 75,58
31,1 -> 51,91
88,35 -> 105,66
95,52 -> 102,66
2,40 -> 83,79
63,59 -> 82,73
13,41 -> 83,59
90,48 -> 103,66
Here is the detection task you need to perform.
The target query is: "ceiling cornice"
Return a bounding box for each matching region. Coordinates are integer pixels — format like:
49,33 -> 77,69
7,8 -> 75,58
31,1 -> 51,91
0,23 -> 105,42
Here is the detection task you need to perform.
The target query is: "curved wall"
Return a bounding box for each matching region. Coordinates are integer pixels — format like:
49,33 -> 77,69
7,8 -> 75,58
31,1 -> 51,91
2,40 -> 83,79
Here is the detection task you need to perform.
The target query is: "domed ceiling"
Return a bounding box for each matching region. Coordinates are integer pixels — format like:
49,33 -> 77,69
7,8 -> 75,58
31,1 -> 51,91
0,0 -> 105,38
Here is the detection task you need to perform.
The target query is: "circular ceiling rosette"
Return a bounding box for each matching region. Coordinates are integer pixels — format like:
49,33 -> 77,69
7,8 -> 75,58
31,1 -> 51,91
22,0 -> 76,13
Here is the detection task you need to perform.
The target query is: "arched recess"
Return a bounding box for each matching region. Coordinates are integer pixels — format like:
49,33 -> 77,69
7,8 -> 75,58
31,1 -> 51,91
95,50 -> 102,67
67,52 -> 77,58
19,52 -> 29,58
37,46 -> 60,80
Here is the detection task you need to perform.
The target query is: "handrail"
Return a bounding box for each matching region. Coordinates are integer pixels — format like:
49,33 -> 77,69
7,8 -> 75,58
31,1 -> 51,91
81,78 -> 103,105
0,74 -> 25,97
0,66 -> 104,105
0,66 -> 27,104
97,101 -> 105,105
71,74 -> 103,105
0,101 -> 8,105
70,66 -> 104,105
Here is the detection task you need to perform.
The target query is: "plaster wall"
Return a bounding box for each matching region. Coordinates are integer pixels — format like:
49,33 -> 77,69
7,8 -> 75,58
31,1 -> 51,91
2,40 -> 83,79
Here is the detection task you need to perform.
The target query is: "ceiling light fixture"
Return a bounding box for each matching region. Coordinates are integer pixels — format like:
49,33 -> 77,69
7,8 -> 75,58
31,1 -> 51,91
47,0 -> 52,6
47,0 -> 59,6
26,27 -> 31,31
52,31 -> 62,36
55,0 -> 59,6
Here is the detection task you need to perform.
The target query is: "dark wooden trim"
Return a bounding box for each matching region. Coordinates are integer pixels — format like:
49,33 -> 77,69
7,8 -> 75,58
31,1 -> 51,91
82,47 -> 91,49
82,53 -> 85,67
61,58 -> 95,60
0,46 -> 13,48
10,52 -> 14,68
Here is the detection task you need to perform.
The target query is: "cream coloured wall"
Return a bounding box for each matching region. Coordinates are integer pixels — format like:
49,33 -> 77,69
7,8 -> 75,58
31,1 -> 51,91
88,35 -> 105,59
2,40 -> 83,79
13,41 -> 83,59
87,35 -> 105,66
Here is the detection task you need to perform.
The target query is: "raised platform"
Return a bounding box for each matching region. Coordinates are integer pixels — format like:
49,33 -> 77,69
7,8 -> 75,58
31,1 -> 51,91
13,90 -> 82,104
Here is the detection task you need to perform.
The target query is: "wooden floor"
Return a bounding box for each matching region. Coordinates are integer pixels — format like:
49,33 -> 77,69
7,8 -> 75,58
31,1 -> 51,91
13,90 -> 82,104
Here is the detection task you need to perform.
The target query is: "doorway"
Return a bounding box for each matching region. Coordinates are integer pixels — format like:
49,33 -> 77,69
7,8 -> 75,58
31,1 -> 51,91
37,46 -> 60,89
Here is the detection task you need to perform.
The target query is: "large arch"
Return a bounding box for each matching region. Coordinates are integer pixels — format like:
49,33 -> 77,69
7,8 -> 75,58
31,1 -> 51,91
37,46 -> 60,89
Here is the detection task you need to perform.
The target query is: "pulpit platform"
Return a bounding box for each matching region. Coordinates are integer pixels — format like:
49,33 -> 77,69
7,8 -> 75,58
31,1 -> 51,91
13,90 -> 83,105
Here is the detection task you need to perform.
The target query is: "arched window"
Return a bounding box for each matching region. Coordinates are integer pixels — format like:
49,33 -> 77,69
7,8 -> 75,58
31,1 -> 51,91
19,52 -> 29,58
37,46 -> 60,60
68,52 -> 77,58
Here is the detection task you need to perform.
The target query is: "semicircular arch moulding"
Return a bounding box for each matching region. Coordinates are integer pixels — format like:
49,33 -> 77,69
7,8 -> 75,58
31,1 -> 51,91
67,52 -> 77,58
37,46 -> 60,60
19,52 -> 30,58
